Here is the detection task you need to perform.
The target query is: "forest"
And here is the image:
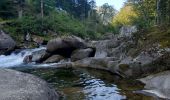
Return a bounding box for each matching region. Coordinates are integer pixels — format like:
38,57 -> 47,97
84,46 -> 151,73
0,0 -> 170,40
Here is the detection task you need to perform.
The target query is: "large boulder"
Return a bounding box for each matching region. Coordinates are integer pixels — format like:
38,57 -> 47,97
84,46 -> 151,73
71,48 -> 95,61
0,30 -> 16,55
43,55 -> 64,63
47,35 -> 87,57
0,69 -> 59,100
89,38 -> 134,59
139,71 -> 170,99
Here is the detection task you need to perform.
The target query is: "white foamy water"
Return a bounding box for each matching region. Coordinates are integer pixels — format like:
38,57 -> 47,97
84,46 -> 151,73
0,47 -> 46,67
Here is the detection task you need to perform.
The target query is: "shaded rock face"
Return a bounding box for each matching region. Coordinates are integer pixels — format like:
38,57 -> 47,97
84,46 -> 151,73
47,36 -> 87,57
32,35 -> 44,45
0,69 -> 59,100
43,55 -> 64,63
74,57 -> 117,70
89,39 -> 120,58
111,47 -> 170,78
119,26 -> 137,38
139,71 -> 170,99
89,36 -> 134,59
0,30 -> 16,55
71,48 -> 95,61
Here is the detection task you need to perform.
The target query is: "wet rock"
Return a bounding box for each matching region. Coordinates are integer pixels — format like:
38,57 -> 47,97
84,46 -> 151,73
0,69 -> 59,100
23,48 -> 47,63
44,55 -> 64,63
47,35 -> 87,57
139,71 -> 170,99
0,30 -> 16,55
71,48 -> 95,61
23,55 -> 32,63
31,49 -> 46,62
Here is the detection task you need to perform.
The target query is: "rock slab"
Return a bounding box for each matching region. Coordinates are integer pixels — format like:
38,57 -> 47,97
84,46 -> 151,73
139,71 -> 170,99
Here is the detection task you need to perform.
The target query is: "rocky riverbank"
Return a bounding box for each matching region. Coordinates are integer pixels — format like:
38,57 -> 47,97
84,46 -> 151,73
0,27 -> 170,99
21,29 -> 170,99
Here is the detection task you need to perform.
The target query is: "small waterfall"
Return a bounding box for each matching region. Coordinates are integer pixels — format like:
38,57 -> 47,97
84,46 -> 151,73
0,47 -> 46,68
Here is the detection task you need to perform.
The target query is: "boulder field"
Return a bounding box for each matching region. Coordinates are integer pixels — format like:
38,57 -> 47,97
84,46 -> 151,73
22,32 -> 170,99
1,26 -> 169,99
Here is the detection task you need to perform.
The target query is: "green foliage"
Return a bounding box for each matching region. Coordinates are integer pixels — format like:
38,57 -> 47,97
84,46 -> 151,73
127,0 -> 170,28
0,0 -> 17,19
112,5 -> 138,33
1,0 -> 117,40
3,11 -> 106,40
44,11 -> 86,37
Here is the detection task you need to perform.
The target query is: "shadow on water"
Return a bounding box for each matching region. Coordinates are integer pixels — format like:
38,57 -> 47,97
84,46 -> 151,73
16,67 -> 156,100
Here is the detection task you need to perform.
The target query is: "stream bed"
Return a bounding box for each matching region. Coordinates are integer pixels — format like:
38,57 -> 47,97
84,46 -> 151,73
17,68 -> 155,100
0,47 -> 157,100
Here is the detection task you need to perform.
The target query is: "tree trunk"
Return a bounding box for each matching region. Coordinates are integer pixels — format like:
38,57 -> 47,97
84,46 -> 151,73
41,0 -> 44,19
18,9 -> 23,19
156,0 -> 161,25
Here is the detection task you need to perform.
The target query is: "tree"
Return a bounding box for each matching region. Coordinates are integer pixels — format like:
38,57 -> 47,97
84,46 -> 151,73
127,0 -> 170,27
0,0 -> 17,19
112,5 -> 137,26
99,3 -> 116,25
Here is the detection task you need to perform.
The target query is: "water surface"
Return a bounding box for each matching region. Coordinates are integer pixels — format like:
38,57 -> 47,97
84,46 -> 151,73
20,68 -> 155,100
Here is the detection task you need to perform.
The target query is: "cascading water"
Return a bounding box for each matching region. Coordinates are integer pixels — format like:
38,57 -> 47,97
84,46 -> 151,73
0,47 -> 46,67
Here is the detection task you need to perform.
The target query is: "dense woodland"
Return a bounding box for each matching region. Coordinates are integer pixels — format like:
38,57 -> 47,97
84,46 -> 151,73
0,0 -> 170,41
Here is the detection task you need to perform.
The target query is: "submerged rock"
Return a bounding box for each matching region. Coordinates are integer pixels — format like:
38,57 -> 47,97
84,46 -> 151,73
0,30 -> 16,55
0,69 -> 59,100
139,71 -> 170,99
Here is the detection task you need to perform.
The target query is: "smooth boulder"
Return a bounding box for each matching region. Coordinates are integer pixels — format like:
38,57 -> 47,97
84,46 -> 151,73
0,30 -> 16,55
0,69 -> 59,100
139,71 -> 170,99
47,35 -> 87,57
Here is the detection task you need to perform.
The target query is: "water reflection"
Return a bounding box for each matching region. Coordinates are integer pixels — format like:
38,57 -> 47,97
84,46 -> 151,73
77,70 -> 126,100
19,68 -> 154,100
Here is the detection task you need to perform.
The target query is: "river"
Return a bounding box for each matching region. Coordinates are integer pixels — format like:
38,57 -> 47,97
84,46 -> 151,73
0,47 -> 156,100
